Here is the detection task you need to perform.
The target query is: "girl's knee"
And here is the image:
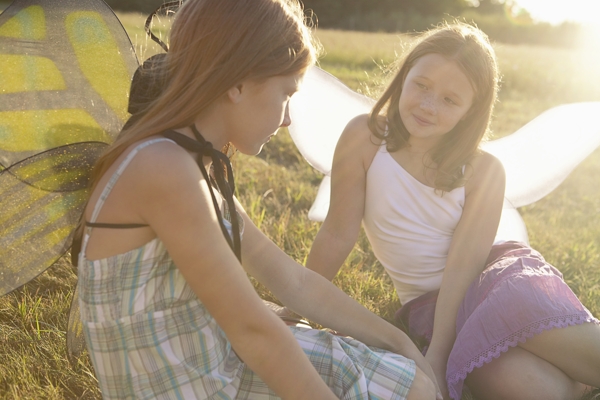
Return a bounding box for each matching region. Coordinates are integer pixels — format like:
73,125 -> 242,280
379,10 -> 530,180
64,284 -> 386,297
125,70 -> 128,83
469,383 -> 576,400
406,366 -> 437,400
465,348 -> 582,400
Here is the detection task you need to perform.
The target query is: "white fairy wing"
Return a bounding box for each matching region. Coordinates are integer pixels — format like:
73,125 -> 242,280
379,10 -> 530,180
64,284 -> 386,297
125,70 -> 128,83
495,203 -> 529,244
288,67 -> 372,221
289,66 -> 374,174
307,175 -> 331,221
481,102 -> 600,244
288,67 -> 600,244
481,102 -> 600,208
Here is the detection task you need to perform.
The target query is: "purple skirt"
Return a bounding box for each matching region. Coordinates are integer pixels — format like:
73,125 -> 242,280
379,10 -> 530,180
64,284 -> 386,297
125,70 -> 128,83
395,241 -> 599,400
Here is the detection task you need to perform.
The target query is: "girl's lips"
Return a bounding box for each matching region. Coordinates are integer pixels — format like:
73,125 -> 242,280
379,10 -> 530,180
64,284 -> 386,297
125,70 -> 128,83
413,114 -> 433,126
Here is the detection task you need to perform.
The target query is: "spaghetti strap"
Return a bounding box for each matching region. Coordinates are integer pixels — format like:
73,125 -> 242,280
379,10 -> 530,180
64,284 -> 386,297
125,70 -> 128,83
80,138 -> 175,256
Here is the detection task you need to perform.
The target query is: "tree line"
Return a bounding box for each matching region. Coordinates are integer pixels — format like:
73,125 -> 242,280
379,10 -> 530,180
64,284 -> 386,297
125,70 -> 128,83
104,0 -> 584,48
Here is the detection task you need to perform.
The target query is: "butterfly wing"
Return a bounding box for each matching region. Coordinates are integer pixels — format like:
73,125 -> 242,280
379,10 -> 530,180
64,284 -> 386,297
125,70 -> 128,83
0,0 -> 139,358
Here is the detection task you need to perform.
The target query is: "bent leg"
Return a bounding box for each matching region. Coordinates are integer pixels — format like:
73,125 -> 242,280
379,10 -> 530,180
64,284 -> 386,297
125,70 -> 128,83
518,322 -> 600,388
465,346 -> 587,400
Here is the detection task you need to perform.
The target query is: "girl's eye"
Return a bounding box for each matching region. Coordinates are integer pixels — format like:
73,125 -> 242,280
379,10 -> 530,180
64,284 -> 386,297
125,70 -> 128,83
416,82 -> 427,89
445,97 -> 456,105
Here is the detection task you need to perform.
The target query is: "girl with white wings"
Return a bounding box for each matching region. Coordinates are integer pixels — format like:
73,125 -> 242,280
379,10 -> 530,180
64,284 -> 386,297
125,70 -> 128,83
301,23 -> 600,400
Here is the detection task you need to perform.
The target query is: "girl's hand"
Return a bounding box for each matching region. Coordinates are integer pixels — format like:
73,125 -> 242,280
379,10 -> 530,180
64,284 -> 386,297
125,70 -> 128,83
425,351 -> 450,400
398,344 -> 443,400
263,301 -> 312,328
415,357 -> 444,400
263,301 -> 297,318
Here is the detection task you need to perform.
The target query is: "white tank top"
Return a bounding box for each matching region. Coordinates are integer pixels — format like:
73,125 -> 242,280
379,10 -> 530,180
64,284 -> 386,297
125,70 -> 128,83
363,147 -> 465,304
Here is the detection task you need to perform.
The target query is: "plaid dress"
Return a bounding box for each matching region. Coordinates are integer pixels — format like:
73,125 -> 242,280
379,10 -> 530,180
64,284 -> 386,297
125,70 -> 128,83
78,139 -> 416,399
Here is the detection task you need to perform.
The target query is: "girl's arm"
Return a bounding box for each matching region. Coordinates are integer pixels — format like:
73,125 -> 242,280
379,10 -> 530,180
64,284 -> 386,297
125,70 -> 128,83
135,143 -> 338,400
305,114 -> 380,279
239,196 -> 441,395
425,152 -> 506,397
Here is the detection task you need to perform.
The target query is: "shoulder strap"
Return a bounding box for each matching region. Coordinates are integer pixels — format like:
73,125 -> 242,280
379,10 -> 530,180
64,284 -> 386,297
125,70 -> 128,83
85,222 -> 148,229
162,128 -> 242,262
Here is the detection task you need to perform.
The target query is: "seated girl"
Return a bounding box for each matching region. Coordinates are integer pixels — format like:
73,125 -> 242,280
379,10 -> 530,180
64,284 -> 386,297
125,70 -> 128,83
304,23 -> 600,400
76,0 -> 441,398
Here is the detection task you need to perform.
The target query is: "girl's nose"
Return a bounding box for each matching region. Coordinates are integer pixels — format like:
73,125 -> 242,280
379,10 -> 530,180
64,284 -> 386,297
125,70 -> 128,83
420,95 -> 437,115
280,102 -> 292,127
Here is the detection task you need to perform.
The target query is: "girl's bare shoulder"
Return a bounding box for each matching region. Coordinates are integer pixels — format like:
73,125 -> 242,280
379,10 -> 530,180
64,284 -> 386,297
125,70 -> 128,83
128,139 -> 202,189
339,114 -> 384,145
465,150 -> 506,194
84,138 -> 201,227
336,114 -> 384,170
471,150 -> 504,173
96,138 -> 202,203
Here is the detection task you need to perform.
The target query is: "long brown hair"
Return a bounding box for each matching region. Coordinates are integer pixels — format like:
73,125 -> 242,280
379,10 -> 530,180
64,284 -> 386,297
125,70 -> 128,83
368,22 -> 499,192
90,0 -> 319,191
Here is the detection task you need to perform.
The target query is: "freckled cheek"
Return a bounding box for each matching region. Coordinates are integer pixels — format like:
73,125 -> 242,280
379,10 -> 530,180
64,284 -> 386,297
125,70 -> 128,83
398,93 -> 417,117
401,89 -> 424,110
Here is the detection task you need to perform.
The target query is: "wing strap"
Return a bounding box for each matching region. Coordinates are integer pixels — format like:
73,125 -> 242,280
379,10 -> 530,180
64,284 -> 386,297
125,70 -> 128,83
145,1 -> 183,52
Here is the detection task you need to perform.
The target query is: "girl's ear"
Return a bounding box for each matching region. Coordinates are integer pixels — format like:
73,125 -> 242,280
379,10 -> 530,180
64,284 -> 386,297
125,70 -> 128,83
227,83 -> 244,104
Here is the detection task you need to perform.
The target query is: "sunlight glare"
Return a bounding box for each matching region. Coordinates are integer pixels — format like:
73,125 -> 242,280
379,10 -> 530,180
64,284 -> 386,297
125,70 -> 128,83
515,0 -> 600,26
578,23 -> 600,68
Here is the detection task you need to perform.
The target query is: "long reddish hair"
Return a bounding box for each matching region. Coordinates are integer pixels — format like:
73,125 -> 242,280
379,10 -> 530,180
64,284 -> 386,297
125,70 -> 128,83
90,0 -> 319,191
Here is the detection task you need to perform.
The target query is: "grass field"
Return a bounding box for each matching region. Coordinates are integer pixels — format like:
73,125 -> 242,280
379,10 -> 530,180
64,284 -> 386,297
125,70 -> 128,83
0,11 -> 599,399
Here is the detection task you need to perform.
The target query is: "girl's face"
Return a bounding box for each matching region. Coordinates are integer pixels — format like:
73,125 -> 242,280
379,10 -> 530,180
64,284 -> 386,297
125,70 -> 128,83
398,53 -> 475,143
229,73 -> 303,155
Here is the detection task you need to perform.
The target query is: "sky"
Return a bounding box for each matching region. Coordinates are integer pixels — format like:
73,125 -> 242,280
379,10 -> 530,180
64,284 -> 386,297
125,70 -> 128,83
514,0 -> 600,25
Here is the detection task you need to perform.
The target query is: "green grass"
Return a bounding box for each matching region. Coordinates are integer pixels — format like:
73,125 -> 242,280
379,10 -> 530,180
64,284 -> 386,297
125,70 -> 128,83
0,13 -> 599,399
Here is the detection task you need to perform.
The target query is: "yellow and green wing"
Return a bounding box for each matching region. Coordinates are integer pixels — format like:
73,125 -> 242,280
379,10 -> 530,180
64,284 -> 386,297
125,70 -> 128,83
0,0 -> 139,355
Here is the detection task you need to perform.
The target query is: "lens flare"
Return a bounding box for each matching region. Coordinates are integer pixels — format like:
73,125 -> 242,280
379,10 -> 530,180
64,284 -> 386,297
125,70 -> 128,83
504,2 -> 534,26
